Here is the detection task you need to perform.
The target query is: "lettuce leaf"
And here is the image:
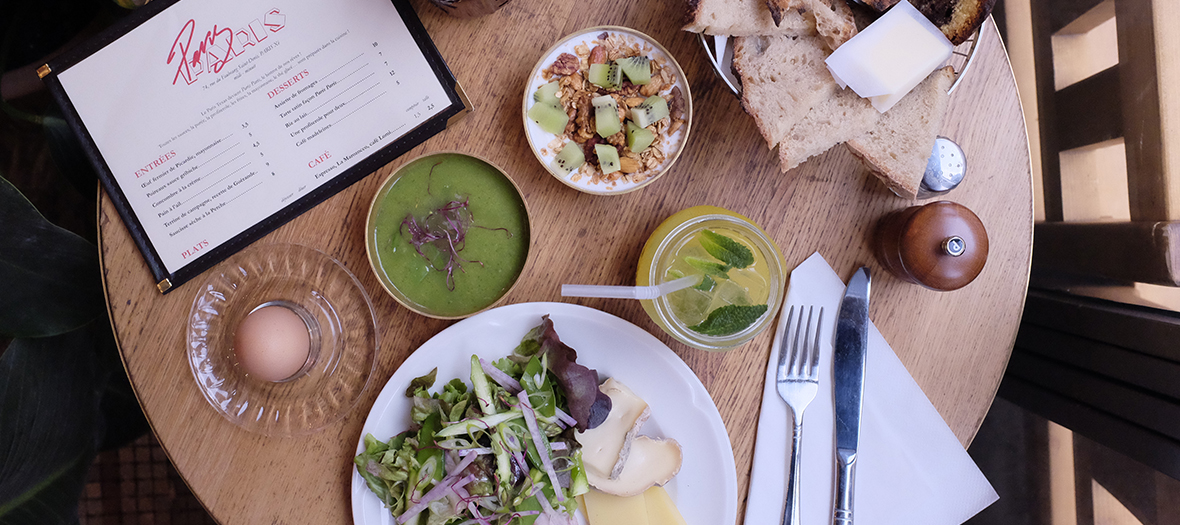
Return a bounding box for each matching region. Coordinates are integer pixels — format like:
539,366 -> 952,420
515,315 -> 611,431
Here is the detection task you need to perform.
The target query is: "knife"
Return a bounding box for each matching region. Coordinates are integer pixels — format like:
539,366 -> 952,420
832,267 -> 871,525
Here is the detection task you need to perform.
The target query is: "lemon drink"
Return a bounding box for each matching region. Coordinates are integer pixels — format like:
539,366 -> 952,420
663,228 -> 770,335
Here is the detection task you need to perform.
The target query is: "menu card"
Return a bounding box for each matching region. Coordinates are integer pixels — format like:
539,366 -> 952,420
42,0 -> 469,293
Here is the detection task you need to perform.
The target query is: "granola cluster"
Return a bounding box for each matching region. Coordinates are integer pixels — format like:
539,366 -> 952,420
541,32 -> 687,188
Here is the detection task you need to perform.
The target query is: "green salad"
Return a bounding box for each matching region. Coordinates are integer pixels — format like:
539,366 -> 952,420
355,316 -> 612,525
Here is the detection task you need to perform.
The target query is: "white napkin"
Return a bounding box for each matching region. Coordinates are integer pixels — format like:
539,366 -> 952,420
744,252 -> 998,525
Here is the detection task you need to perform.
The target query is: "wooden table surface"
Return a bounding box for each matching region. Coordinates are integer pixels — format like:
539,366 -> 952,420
98,1 -> 1032,523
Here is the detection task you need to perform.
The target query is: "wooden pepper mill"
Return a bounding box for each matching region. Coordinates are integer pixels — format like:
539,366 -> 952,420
873,201 -> 988,291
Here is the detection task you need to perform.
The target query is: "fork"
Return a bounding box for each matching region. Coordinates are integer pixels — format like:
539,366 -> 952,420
774,305 -> 824,525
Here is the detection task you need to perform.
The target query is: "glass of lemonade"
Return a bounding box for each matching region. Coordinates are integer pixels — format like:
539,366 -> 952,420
637,206 -> 786,351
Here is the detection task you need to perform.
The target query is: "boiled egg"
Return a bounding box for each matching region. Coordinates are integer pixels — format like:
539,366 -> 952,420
233,304 -> 311,382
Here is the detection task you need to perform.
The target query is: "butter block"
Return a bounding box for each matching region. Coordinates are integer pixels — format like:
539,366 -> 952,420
824,0 -> 952,112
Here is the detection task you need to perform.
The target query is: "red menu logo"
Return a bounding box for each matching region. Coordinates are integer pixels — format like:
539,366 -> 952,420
168,8 -> 286,86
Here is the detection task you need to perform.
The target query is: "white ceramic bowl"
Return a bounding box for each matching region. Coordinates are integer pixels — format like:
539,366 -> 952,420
522,26 -> 693,195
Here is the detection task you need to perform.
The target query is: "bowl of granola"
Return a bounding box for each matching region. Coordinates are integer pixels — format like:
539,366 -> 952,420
523,26 -> 692,195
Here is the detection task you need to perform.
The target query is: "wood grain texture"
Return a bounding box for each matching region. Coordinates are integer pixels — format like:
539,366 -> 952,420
97,4 -> 1031,524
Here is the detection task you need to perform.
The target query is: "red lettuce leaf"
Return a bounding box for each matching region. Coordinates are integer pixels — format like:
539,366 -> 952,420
525,315 -> 611,431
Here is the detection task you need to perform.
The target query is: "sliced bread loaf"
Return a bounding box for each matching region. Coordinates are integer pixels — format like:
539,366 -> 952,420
683,0 -> 815,36
732,33 -> 838,150
777,84 -> 878,171
846,66 -> 955,199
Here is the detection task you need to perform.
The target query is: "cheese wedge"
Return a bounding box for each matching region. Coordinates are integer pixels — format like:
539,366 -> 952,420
584,488 -> 650,525
644,486 -> 688,525
576,378 -> 650,479
587,436 -> 683,497
581,486 -> 688,525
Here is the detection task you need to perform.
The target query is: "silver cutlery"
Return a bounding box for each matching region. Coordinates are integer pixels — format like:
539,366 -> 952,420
774,305 -> 824,525
833,268 -> 871,525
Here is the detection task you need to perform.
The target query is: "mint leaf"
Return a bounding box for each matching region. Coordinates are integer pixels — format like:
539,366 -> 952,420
700,230 -> 754,269
694,274 -> 716,291
685,256 -> 730,277
688,304 -> 768,336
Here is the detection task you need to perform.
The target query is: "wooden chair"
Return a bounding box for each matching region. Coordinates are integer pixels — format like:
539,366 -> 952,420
994,1 -> 1180,521
1030,0 -> 1180,285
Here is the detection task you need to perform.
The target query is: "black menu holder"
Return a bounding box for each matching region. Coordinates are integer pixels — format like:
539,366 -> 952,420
41,0 -> 470,293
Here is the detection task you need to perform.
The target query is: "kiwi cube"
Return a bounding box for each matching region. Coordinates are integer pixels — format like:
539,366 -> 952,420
618,56 -> 651,85
588,62 -> 620,90
595,144 -> 621,174
626,121 -> 655,153
550,142 -> 585,175
528,101 -> 569,134
630,95 -> 670,129
592,95 -> 621,138
533,81 -> 561,106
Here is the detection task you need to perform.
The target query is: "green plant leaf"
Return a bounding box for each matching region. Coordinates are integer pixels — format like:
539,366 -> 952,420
688,304 -> 769,336
0,176 -> 103,338
699,230 -> 754,269
0,330 -> 101,524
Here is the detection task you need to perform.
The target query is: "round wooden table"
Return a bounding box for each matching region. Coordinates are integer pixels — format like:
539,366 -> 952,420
98,2 -> 1031,523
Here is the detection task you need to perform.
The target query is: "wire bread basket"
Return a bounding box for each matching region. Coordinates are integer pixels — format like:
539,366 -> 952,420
698,26 -> 981,97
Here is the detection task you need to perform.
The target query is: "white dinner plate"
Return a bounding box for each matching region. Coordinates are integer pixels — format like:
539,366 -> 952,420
350,302 -> 737,525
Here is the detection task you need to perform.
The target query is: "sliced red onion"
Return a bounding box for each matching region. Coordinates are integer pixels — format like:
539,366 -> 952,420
459,447 -> 493,456
447,451 -> 479,479
518,393 -> 565,502
479,358 -> 522,393
397,474 -> 476,525
550,442 -> 568,452
553,407 -> 578,428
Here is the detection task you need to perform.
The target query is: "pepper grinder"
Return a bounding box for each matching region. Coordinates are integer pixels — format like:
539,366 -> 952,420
873,201 -> 988,291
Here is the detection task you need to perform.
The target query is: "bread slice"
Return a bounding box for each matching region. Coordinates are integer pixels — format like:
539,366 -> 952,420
732,33 -> 838,150
761,0 -> 857,49
846,66 -> 955,199
683,0 -> 815,36
810,0 -> 858,49
777,84 -> 878,171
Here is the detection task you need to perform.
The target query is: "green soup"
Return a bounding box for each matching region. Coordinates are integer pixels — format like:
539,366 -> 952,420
370,154 -> 529,317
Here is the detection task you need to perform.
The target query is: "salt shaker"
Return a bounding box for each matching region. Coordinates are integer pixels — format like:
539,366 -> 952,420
917,137 -> 967,199
873,201 -> 988,291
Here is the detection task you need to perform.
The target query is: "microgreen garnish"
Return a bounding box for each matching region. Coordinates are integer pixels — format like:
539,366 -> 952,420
399,162 -> 511,291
